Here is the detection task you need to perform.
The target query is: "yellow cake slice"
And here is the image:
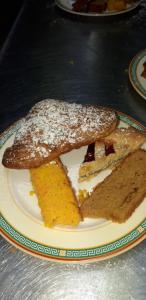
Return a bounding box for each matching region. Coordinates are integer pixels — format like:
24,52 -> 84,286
30,159 -> 81,227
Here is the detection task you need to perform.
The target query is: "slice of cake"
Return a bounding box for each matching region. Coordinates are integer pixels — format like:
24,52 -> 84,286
81,149 -> 146,223
79,127 -> 146,182
30,159 -> 81,227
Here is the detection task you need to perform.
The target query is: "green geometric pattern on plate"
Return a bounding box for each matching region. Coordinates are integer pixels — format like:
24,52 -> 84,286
0,216 -> 146,258
0,113 -> 146,259
0,216 -> 59,257
117,114 -> 145,131
66,220 -> 146,258
0,120 -> 22,149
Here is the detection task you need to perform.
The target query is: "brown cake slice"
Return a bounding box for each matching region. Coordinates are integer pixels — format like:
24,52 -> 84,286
81,149 -> 146,223
2,99 -> 117,169
79,127 -> 146,182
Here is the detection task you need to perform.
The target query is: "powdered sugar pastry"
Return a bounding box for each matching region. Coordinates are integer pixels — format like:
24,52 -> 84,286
2,99 -> 117,168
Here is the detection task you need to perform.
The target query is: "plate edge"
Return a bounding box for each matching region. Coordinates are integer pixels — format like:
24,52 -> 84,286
129,49 -> 146,100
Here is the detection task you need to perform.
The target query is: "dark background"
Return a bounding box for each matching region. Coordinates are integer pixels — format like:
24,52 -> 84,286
0,0 -> 146,133
0,0 -> 24,47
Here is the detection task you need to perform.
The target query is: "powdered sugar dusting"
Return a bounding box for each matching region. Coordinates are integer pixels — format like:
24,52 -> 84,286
13,99 -> 116,160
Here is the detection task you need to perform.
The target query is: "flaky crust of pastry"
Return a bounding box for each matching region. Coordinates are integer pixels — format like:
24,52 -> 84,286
2,99 -> 118,169
79,127 -> 146,181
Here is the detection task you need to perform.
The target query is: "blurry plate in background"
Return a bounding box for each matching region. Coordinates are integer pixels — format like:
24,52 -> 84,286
129,49 -> 146,100
56,0 -> 140,17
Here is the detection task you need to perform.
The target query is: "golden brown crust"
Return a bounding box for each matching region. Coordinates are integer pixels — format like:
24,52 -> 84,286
81,149 -> 146,223
2,99 -> 118,169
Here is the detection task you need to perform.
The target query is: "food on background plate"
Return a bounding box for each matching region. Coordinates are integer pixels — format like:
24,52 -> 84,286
30,158 -> 81,227
141,61 -> 146,79
2,99 -> 117,169
107,0 -> 126,11
79,127 -> 146,182
73,0 -> 107,13
81,149 -> 146,223
72,0 -> 137,14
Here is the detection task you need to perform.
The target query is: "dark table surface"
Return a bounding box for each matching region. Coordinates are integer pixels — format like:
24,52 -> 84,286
0,0 -> 146,134
0,1 -> 146,299
0,0 -> 24,49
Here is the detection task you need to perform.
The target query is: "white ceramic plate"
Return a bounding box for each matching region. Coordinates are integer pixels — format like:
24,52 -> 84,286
129,49 -> 146,100
0,112 -> 146,263
56,0 -> 140,17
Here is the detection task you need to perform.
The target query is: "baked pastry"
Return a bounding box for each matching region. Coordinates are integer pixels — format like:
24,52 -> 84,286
2,99 -> 117,169
81,149 -> 146,223
79,127 -> 146,182
30,159 -> 81,227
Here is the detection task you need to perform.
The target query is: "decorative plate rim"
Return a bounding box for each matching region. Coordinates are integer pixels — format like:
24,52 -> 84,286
55,0 -> 140,17
1,216 -> 146,262
0,111 -> 146,263
129,49 -> 146,100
